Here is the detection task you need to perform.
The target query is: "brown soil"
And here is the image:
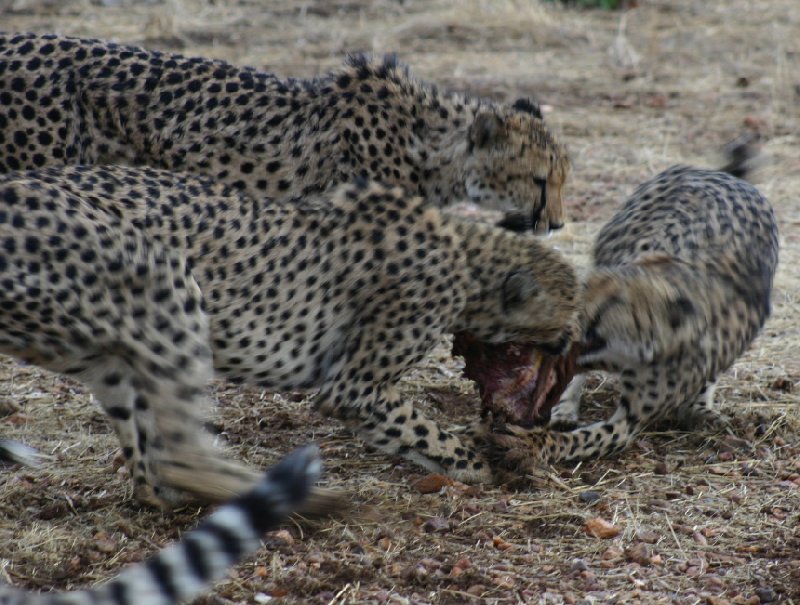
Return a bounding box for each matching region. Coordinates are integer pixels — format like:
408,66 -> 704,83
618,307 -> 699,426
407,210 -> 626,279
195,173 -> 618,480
1,1 -> 798,603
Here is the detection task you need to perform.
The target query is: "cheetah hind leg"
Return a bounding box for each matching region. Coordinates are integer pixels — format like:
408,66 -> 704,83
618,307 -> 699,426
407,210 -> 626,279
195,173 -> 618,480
74,347 -> 342,513
670,380 -> 731,431
69,350 -> 262,507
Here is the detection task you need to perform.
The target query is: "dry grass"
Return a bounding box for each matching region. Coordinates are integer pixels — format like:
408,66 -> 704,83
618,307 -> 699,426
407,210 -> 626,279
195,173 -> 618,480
1,0 -> 799,603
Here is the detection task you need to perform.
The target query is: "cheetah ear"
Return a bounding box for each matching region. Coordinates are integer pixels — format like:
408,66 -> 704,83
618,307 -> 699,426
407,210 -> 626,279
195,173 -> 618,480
512,98 -> 543,120
502,269 -> 538,311
468,110 -> 507,150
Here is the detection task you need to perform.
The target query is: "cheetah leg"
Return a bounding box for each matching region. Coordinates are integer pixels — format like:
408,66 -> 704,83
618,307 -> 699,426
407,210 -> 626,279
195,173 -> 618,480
73,353 -> 264,506
493,368 -> 671,468
318,381 -> 491,483
313,303 -> 492,484
548,374 -> 587,431
16,232 -> 267,505
670,380 -> 729,430
71,358 -> 162,505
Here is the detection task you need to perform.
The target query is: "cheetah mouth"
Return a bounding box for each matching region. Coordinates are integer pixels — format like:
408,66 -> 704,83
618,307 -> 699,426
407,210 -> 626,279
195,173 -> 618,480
453,332 -> 578,429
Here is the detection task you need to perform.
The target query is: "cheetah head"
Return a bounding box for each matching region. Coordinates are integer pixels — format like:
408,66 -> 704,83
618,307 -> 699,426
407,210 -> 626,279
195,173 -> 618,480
453,232 -> 581,426
458,233 -> 580,352
462,101 -> 570,236
578,256 -> 708,371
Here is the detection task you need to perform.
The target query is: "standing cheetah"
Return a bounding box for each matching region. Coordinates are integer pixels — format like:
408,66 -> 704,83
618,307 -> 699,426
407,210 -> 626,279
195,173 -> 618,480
0,446 -> 324,605
495,160 -> 778,467
0,165 -> 578,504
0,32 -> 569,233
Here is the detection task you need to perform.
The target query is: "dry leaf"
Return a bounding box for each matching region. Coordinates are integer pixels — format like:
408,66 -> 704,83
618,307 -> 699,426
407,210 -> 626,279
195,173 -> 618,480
414,473 -> 452,494
492,535 -> 514,551
584,517 -> 622,539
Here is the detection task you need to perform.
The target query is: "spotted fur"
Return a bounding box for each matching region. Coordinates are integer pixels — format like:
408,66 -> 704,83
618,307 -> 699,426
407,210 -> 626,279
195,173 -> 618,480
0,165 -> 578,501
495,162 -> 778,466
0,32 -> 569,233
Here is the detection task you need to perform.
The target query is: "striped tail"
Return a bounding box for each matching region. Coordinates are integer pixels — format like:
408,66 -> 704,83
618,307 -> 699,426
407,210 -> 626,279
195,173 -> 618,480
0,445 -> 323,605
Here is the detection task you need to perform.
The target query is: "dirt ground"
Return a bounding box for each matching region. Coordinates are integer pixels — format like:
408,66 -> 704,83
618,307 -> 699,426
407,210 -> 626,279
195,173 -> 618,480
1,1 -> 798,603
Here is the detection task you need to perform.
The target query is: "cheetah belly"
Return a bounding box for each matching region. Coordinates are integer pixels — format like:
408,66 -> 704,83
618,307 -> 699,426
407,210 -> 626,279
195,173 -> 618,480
210,311 -> 351,390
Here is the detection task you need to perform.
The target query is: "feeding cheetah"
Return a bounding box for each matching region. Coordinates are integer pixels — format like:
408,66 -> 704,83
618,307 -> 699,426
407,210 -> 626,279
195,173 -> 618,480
0,445 -> 324,605
0,165 -> 579,505
0,32 -> 569,233
494,156 -> 778,467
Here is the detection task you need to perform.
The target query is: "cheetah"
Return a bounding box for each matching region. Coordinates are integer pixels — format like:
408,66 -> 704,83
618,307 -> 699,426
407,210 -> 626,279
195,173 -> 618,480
0,445 -> 323,605
494,158 -> 778,467
0,32 -> 569,234
0,165 -> 579,504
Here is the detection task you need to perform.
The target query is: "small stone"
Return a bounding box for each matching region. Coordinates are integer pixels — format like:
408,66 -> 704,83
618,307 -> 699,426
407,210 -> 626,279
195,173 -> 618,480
377,536 -> 392,550
654,460 -> 669,475
686,566 -> 702,578
571,558 -> 589,572
601,546 -> 624,562
769,377 -> 793,392
725,489 -> 744,504
94,537 -> 117,554
492,535 -> 514,551
625,542 -> 651,566
449,557 -> 471,577
492,499 -> 509,513
466,584 -> 486,597
413,473 -> 452,494
650,554 -> 663,565
703,574 -> 726,592
578,490 -> 602,504
755,587 -> 776,603
493,575 -> 515,589
636,529 -> 659,544
266,529 -> 294,546
422,516 -> 450,533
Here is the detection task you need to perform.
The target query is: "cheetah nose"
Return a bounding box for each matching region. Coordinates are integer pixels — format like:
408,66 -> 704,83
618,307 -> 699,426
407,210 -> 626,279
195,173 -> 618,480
549,221 -> 565,232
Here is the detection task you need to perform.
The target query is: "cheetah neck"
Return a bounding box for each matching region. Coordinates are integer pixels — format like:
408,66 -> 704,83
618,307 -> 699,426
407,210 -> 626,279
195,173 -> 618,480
336,60 -> 486,207
411,102 -> 481,207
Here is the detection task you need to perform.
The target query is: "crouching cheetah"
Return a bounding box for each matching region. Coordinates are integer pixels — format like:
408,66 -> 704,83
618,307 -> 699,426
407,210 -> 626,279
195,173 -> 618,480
0,165 -> 578,504
0,445 -> 323,605
495,158 -> 778,467
0,32 -> 569,233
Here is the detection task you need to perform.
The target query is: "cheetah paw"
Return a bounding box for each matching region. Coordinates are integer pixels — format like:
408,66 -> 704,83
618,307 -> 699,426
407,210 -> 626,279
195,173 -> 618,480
489,425 -> 555,471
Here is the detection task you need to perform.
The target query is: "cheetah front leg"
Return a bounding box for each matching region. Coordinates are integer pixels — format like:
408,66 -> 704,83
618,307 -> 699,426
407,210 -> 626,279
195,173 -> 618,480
313,304 -> 492,483
493,366 -> 673,468
317,380 -> 491,483
548,374 -> 587,431
669,379 -> 730,430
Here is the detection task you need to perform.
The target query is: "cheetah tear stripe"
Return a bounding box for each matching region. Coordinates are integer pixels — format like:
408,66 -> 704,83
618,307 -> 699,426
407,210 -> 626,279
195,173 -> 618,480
0,445 -> 322,605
